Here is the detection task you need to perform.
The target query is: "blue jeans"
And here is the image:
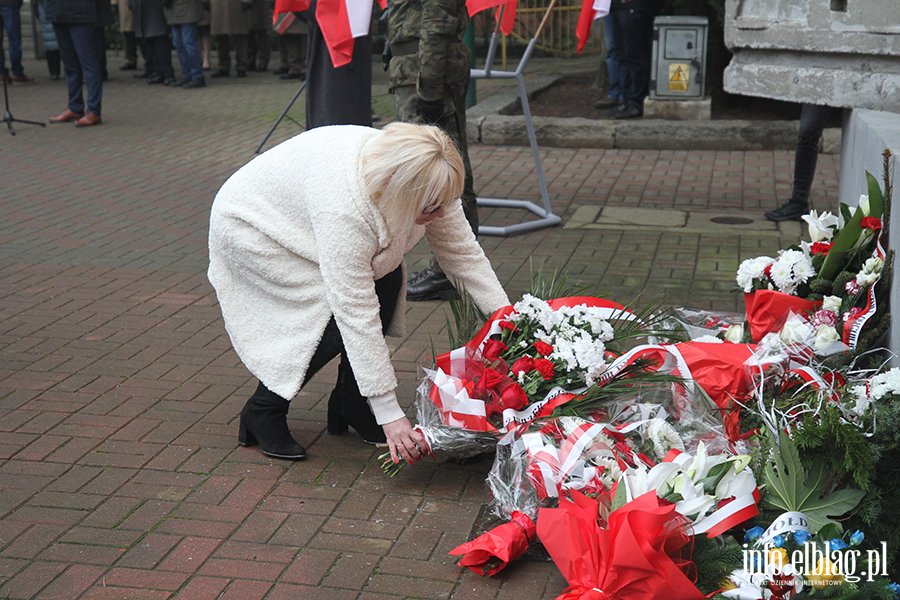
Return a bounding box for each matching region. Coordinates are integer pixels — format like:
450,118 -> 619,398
606,6 -> 653,108
171,23 -> 203,80
0,6 -> 24,76
53,22 -> 103,115
602,16 -> 622,102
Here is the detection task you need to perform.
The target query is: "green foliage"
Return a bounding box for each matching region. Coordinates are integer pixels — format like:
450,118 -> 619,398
867,171 -> 886,221
759,429 -> 865,534
527,260 -> 594,300
820,207 -> 865,281
444,284 -> 490,348
793,405 -> 877,490
691,535 -> 744,595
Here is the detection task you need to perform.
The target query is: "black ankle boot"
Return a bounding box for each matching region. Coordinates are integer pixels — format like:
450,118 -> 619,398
238,382 -> 306,459
326,359 -> 387,445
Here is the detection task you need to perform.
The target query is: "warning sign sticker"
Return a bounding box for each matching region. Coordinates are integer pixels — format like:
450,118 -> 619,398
669,63 -> 690,92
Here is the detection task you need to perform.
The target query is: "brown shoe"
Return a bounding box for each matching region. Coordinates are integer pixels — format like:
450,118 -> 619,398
49,109 -> 85,123
11,74 -> 34,83
75,113 -> 102,127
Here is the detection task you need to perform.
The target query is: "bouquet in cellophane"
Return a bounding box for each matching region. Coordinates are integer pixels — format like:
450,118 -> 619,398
408,293 -> 686,463
735,171 -> 892,361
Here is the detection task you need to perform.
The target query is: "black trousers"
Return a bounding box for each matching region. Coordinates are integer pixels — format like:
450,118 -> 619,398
790,103 -> 838,206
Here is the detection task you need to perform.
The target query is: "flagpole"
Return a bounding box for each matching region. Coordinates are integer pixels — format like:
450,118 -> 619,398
470,0 -> 563,236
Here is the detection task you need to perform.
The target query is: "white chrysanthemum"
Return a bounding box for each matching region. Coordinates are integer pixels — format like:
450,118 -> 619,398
647,418 -> 685,459
769,259 -> 796,293
692,335 -> 723,344
864,368 -> 900,401
736,256 -> 775,292
793,255 -> 815,283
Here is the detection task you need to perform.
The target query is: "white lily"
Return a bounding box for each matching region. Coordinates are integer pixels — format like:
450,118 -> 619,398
801,210 -> 840,242
858,194 -> 871,217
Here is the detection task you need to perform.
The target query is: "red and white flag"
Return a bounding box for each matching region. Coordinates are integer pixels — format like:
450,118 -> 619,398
576,0 -> 610,53
466,0 -> 517,35
273,0 -> 385,68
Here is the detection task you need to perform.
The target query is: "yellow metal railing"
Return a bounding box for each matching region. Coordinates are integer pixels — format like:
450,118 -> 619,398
497,0 -> 603,57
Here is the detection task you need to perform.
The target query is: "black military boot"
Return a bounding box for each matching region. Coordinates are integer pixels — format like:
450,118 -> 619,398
238,382 -> 306,460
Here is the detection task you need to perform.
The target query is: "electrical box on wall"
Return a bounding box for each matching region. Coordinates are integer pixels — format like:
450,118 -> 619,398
650,16 -> 709,100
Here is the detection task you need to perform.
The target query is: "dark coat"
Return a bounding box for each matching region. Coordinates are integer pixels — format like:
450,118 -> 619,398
36,1 -> 59,51
209,0 -> 250,35
130,0 -> 169,37
164,0 -> 203,25
45,0 -> 113,25
0,0 -> 24,10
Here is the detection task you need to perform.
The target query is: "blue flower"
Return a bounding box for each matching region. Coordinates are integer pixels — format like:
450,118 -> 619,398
772,534 -> 785,548
744,526 -> 765,544
849,530 -> 865,546
792,530 -> 812,545
828,539 -> 849,550
886,582 -> 900,599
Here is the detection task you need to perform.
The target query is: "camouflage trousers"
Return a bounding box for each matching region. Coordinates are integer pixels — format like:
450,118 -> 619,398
394,82 -> 479,272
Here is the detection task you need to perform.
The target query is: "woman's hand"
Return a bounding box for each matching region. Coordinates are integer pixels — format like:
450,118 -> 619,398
382,417 -> 426,464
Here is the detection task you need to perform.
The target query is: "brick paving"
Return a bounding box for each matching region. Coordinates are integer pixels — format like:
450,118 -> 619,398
0,52 -> 840,599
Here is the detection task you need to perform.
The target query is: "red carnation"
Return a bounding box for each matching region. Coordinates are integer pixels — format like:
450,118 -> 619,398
482,339 -> 508,363
498,320 -> 519,332
861,216 -> 882,231
533,341 -> 554,356
810,242 -> 832,255
499,382 -> 528,411
534,358 -> 555,380
510,356 -> 536,377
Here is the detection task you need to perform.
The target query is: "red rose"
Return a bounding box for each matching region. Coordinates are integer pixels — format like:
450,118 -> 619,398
861,216 -> 882,231
482,339 -> 508,363
499,382 -> 528,411
510,356 -> 536,377
764,264 -> 773,277
473,368 -> 505,400
533,341 -> 554,356
810,242 -> 832,255
534,358 -> 555,381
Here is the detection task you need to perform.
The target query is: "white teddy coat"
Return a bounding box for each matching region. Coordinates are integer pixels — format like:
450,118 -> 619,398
208,125 -> 510,424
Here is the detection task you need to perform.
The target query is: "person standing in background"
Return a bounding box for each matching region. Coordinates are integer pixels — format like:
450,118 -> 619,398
603,0 -> 654,120
0,0 -> 34,83
210,0 -> 250,77
198,1 -> 211,69
165,0 -> 205,87
46,0 -> 112,127
132,0 -> 175,84
764,104 -> 839,222
302,0 -> 371,127
117,0 -> 139,69
245,0 -> 270,71
386,0 -> 479,301
36,0 -> 61,79
273,10 -> 305,80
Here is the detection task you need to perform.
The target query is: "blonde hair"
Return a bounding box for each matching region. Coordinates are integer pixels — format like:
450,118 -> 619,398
360,122 -> 465,231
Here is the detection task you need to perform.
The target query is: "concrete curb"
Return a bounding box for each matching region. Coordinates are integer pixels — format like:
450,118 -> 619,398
466,75 -> 843,152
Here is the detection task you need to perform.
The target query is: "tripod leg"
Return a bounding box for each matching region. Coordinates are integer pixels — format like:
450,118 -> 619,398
255,80 -> 307,154
3,112 -> 15,136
